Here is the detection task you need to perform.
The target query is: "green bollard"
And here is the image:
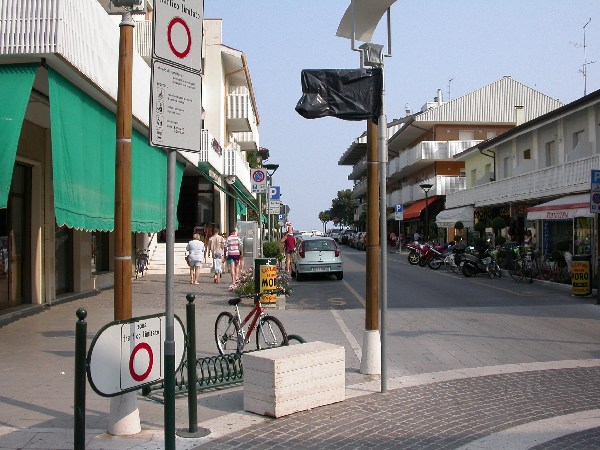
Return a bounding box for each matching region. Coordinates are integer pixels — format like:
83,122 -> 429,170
186,294 -> 197,433
74,308 -> 87,450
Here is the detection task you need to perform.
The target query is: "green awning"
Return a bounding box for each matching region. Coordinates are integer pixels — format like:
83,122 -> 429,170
232,178 -> 259,213
236,199 -> 247,217
49,68 -> 184,232
0,64 -> 37,208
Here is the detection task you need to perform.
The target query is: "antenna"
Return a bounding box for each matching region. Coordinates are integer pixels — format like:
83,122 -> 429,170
571,18 -> 595,96
447,78 -> 454,101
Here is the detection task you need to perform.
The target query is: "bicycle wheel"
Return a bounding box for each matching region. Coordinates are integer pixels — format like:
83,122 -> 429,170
509,260 -> 524,282
135,259 -> 142,279
256,316 -> 288,350
215,312 -> 242,355
491,261 -> 502,278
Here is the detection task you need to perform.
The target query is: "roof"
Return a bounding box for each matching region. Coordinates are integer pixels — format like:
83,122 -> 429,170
220,45 -> 260,126
388,76 -> 563,153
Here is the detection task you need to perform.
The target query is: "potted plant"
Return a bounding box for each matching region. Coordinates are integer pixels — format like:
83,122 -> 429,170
474,221 -> 487,239
491,216 -> 506,238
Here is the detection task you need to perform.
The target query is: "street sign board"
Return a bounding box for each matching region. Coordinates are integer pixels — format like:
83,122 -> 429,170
87,313 -> 185,397
268,206 -> 280,214
152,0 -> 203,72
251,169 -> 267,193
591,170 -> 600,213
269,186 -> 281,201
394,204 -> 404,221
149,60 -> 202,151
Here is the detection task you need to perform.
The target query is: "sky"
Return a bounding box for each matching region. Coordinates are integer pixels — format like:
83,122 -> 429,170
204,1 -> 599,232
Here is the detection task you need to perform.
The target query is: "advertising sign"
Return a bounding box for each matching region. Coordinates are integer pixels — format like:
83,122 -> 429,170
259,264 -> 278,303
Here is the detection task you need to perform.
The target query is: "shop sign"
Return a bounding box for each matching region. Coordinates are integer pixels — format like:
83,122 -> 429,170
572,260 -> 591,296
259,264 -> 278,303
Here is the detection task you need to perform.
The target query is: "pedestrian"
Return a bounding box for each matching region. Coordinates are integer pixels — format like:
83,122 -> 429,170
399,232 -> 405,251
413,230 -> 421,243
225,228 -> 243,283
524,229 -> 533,248
185,233 -> 204,284
280,225 -> 296,273
207,226 -> 226,283
203,223 -> 212,262
389,232 -> 397,249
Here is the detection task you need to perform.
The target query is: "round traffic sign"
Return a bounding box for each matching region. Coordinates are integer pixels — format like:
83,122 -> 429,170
167,17 -> 192,59
252,170 -> 265,183
593,193 -> 600,204
129,342 -> 154,382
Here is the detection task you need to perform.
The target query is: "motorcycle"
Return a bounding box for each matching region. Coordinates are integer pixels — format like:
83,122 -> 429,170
406,242 -> 424,265
461,245 -> 501,278
425,244 -> 451,269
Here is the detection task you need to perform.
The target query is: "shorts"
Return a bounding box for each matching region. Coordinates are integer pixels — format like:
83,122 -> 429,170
285,249 -> 294,255
190,258 -> 201,267
227,255 -> 240,264
213,257 -> 222,274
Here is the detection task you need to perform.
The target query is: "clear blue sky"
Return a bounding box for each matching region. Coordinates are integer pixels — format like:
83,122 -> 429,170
205,1 -> 599,232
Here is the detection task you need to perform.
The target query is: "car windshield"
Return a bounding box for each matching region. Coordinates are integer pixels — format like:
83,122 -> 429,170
304,240 -> 335,251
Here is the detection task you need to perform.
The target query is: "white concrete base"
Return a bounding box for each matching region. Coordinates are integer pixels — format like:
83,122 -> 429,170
360,329 -> 381,375
108,393 -> 141,436
243,341 -> 345,418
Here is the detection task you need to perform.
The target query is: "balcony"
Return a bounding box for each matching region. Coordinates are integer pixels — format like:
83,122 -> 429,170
133,19 -> 152,63
199,130 -> 224,173
224,147 -> 252,192
227,91 -> 258,134
348,158 -> 367,180
232,131 -> 259,151
388,140 -> 482,179
351,180 -> 367,199
445,154 -> 600,209
389,176 -> 466,207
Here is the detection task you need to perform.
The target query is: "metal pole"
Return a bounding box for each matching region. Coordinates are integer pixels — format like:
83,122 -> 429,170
74,308 -> 87,450
258,194 -> 263,256
164,148 -> 176,449
185,294 -> 197,433
267,178 -> 272,242
378,64 -> 387,393
425,192 -> 429,241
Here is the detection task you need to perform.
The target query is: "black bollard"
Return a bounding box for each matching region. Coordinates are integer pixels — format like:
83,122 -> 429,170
186,294 -> 198,433
74,308 -> 87,450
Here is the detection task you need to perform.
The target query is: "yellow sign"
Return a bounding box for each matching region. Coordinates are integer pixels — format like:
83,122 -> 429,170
571,260 -> 591,296
259,264 -> 278,303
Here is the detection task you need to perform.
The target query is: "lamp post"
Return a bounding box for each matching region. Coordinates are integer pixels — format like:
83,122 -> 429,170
419,183 -> 433,241
337,0 -> 395,390
263,163 -> 279,242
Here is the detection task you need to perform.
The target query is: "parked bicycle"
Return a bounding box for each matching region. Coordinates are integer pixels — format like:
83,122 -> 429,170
215,289 -> 288,355
509,247 -> 539,283
134,249 -> 149,279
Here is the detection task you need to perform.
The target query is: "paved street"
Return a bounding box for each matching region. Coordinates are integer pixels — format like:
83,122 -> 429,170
1,249 -> 600,449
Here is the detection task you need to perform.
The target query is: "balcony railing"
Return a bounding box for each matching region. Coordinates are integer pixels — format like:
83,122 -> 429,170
225,147 -> 252,192
227,93 -> 257,133
351,181 -> 367,199
445,154 -> 600,209
349,158 -> 367,180
388,140 -> 482,178
200,130 -> 224,172
388,176 -> 466,207
233,131 -> 259,151
134,19 -> 152,62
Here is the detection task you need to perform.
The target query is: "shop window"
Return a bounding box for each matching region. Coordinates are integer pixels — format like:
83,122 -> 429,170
574,217 -> 592,255
92,231 -> 110,273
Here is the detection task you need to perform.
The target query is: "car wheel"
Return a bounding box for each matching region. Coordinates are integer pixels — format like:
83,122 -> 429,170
335,272 -> 343,280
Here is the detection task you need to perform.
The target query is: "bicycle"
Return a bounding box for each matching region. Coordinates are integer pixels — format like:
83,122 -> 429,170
508,247 -> 539,283
215,290 -> 289,355
134,249 -> 149,279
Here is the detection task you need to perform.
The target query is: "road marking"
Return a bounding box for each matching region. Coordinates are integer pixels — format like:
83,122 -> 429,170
342,279 -> 365,306
331,309 -> 362,362
469,279 -> 563,296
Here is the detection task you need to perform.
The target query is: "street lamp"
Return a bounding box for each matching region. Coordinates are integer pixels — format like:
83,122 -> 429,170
263,163 -> 279,242
419,183 -> 433,241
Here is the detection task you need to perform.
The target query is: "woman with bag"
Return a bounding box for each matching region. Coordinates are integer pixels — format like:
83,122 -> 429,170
280,226 -> 296,273
186,233 -> 205,284
207,227 -> 226,283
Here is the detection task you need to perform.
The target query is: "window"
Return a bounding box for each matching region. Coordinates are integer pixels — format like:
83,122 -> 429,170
573,130 -> 584,149
545,141 -> 556,167
470,169 -> 477,186
484,163 -> 492,174
486,131 -> 496,139
523,149 -> 531,160
459,130 -> 475,141
503,156 -> 512,178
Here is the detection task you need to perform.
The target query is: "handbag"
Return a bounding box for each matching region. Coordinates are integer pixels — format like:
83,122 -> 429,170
185,255 -> 191,266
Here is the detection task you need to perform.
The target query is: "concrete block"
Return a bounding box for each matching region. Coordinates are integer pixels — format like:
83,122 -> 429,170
243,341 -> 345,417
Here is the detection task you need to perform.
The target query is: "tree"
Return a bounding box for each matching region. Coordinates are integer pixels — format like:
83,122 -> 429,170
318,210 -> 332,232
491,216 -> 506,237
330,189 -> 355,227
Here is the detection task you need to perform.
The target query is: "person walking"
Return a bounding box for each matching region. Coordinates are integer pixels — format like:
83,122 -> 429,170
207,226 -> 226,284
280,226 -> 296,273
225,229 -> 243,283
185,233 -> 205,285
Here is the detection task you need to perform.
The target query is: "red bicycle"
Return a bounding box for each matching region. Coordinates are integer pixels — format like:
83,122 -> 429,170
214,290 -> 288,355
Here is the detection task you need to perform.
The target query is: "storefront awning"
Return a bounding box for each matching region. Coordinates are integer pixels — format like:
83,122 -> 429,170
0,64 -> 37,208
403,196 -> 439,219
232,179 -> 259,213
526,193 -> 593,221
49,68 -> 183,232
435,206 -> 474,228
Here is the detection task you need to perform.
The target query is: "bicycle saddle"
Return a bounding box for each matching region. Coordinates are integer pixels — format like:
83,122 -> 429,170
228,297 -> 242,306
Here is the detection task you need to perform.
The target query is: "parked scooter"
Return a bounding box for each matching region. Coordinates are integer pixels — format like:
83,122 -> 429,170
461,245 -> 501,278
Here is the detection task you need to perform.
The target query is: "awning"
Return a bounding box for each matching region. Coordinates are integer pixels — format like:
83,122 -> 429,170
232,179 -> 259,213
403,196 -> 439,219
49,68 -> 184,232
435,206 -> 474,228
0,64 -> 37,208
526,193 -> 593,220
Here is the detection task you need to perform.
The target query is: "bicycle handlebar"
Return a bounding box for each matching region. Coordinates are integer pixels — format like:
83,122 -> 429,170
229,288 -> 285,301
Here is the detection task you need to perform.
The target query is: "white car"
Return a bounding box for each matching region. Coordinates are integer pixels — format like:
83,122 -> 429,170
291,236 -> 343,281
329,229 -> 341,242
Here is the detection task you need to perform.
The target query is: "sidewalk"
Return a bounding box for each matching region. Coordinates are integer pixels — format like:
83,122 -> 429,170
1,269 -> 600,449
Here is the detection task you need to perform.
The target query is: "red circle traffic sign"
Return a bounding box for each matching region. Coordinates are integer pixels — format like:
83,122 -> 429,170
252,170 -> 265,183
167,17 -> 191,59
129,342 -> 153,382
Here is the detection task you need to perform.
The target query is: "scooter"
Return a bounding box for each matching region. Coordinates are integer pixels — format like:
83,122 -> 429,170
461,245 -> 501,278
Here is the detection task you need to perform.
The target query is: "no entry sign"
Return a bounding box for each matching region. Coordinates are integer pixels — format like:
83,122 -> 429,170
87,313 -> 185,397
153,0 -> 203,72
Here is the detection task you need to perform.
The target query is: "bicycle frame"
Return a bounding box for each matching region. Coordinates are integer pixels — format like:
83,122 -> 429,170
233,299 -> 264,346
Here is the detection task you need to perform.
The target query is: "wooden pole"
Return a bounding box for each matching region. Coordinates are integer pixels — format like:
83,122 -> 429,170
366,118 -> 379,331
